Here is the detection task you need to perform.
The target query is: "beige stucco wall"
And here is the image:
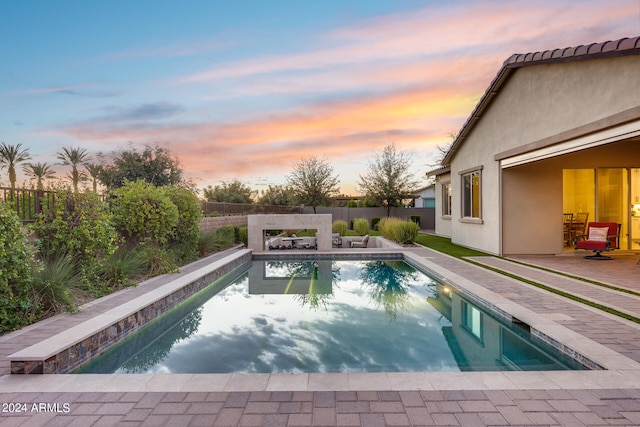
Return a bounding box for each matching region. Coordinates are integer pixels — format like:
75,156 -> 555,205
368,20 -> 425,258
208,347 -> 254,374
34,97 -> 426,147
434,172 -> 452,238
447,55 -> 640,255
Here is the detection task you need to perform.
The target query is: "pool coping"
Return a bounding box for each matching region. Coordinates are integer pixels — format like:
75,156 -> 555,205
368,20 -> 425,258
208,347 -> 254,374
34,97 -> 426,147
4,248 -> 640,392
8,250 -> 253,374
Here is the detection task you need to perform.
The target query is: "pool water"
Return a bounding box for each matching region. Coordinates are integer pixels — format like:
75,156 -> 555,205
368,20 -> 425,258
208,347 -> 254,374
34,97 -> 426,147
77,259 -> 588,374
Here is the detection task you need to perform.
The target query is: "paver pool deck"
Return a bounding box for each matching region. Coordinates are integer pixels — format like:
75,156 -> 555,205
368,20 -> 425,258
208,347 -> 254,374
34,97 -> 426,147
1,245 -> 640,426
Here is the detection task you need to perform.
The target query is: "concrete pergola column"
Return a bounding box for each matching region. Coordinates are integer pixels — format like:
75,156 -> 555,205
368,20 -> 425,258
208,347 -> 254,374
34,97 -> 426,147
247,214 -> 332,251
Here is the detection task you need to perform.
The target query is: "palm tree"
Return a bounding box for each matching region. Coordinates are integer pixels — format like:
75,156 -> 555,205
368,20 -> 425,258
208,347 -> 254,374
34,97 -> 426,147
57,146 -> 91,192
0,142 -> 31,188
84,163 -> 103,193
23,162 -> 56,190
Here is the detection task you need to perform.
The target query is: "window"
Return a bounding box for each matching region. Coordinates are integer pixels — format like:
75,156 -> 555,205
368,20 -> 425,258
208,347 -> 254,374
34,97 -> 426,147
461,301 -> 483,342
423,198 -> 435,208
461,169 -> 481,218
442,183 -> 452,216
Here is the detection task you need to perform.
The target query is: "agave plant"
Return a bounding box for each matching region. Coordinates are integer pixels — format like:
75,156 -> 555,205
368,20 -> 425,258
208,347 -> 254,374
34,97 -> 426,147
31,255 -> 84,316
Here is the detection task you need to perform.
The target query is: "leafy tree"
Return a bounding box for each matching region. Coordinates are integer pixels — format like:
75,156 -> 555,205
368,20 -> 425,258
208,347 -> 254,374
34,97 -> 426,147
357,144 -> 420,216
286,155 -> 340,213
23,162 -> 56,190
98,144 -> 186,190
0,142 -> 31,188
203,179 -> 256,204
57,146 -> 91,192
257,184 -> 296,206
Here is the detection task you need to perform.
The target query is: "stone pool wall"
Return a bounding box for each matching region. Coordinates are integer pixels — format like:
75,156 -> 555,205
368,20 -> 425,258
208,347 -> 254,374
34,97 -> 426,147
11,251 -> 252,375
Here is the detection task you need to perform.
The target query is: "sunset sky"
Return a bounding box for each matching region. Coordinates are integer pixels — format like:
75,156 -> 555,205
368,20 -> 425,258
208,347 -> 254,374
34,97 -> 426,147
1,1 -> 638,195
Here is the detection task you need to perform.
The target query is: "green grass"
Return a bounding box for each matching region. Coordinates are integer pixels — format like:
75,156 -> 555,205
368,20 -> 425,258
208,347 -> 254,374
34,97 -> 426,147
414,232 -> 640,324
414,233 -> 489,258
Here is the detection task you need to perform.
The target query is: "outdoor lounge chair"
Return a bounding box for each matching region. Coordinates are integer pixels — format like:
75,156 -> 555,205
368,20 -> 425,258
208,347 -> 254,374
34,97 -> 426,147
574,222 -> 620,260
350,234 -> 369,248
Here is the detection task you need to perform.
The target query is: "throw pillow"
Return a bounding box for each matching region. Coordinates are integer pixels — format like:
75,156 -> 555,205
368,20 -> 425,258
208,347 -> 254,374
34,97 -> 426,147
588,227 -> 609,242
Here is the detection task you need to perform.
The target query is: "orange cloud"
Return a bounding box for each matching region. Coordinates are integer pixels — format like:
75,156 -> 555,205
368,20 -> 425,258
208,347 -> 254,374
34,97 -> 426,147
43,0 -> 638,193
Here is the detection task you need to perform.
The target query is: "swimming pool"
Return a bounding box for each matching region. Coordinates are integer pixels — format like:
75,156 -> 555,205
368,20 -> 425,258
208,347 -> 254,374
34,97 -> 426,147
77,258 -> 588,374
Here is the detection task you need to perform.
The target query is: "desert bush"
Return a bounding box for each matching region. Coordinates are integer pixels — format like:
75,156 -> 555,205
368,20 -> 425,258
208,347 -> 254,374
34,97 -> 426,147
96,244 -> 150,290
110,180 -> 179,246
238,226 -> 248,246
352,218 -> 369,236
0,202 -> 34,333
143,244 -> 178,276
198,226 -> 236,257
371,217 -> 381,230
332,220 -> 347,235
392,221 -> 419,244
164,186 -> 202,261
34,190 -> 118,266
30,255 -> 83,317
379,217 -> 419,244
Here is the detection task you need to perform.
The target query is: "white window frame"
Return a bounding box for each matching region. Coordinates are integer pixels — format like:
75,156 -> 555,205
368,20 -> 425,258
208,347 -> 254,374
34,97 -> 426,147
442,182 -> 452,217
460,166 -> 483,222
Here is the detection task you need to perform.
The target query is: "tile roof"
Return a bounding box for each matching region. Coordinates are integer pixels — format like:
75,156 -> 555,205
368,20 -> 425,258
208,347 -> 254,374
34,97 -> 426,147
504,36 -> 640,67
441,37 -> 640,166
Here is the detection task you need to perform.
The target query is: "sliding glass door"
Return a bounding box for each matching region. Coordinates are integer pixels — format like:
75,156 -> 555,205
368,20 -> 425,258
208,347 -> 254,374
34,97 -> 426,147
564,168 -> 639,250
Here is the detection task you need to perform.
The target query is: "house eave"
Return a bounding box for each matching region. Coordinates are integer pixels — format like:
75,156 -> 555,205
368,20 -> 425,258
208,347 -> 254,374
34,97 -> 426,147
441,36 -> 640,166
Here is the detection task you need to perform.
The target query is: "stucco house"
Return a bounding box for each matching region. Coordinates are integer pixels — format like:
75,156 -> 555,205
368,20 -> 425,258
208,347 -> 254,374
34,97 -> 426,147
414,184 -> 436,208
429,37 -> 640,256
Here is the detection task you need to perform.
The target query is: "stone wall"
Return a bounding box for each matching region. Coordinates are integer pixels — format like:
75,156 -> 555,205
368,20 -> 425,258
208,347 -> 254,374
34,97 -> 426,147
199,216 -> 248,234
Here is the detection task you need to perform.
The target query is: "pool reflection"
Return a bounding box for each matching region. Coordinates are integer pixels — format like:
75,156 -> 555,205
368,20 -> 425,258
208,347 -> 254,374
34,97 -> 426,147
76,260 -> 587,374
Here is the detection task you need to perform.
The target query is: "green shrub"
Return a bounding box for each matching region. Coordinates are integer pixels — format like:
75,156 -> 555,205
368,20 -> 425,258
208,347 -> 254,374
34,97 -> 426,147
198,226 -> 236,256
332,220 -> 347,236
379,217 -> 419,244
378,217 -> 398,238
352,218 -> 369,236
143,244 -> 178,276
410,215 -> 421,227
392,221 -> 419,244
238,226 -> 248,247
164,187 -> 202,260
371,217 -> 381,231
34,190 -> 118,266
110,180 -> 179,246
0,202 -> 34,333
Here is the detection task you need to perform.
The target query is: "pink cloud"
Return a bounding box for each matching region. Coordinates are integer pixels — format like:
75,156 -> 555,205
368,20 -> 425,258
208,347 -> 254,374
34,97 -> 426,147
41,0 -> 639,192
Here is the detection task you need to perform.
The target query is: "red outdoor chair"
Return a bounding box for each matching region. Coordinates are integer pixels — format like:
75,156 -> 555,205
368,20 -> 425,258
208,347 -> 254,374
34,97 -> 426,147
574,222 -> 620,260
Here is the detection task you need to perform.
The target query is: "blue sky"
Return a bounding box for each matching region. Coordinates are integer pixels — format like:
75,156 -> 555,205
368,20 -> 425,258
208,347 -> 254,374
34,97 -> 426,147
1,0 -> 638,194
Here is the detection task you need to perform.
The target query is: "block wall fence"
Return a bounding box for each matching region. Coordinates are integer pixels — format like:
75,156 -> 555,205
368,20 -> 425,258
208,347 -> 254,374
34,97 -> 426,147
199,216 -> 248,233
